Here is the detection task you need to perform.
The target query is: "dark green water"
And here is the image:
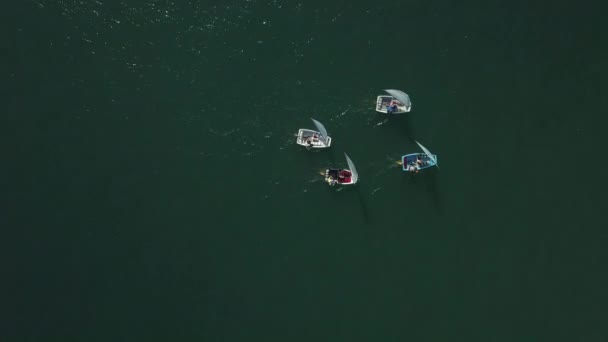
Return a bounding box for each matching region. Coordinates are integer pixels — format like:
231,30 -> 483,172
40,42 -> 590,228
5,0 -> 608,340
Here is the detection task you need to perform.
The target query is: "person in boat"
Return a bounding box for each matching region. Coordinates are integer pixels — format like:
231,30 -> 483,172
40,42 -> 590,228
408,165 -> 419,174
304,135 -> 312,146
387,100 -> 399,113
416,156 -> 425,166
390,99 -> 399,107
327,176 -> 338,185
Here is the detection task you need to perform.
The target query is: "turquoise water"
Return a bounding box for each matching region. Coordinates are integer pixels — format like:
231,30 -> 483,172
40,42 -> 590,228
5,0 -> 607,340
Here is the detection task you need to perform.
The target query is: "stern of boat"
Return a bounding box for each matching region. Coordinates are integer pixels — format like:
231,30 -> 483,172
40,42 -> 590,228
375,96 -> 389,113
296,129 -> 305,144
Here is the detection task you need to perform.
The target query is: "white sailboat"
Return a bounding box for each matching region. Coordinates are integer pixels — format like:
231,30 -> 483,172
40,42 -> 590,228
375,89 -> 412,114
296,118 -> 332,148
325,153 -> 359,186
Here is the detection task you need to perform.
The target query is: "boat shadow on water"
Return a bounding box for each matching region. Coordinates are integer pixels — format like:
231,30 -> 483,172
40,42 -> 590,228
401,170 -> 442,214
329,183 -> 371,224
371,114 -> 415,142
392,114 -> 415,142
355,186 -> 371,224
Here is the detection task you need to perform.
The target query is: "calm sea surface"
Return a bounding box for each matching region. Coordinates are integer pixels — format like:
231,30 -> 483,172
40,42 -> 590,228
5,0 -> 607,340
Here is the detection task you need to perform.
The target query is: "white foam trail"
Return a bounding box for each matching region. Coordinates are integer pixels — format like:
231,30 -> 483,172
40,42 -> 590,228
375,118 -> 389,126
331,108 -> 349,121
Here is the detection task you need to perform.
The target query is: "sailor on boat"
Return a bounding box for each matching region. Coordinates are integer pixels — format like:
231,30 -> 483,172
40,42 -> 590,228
386,100 -> 399,114
327,176 -> 338,186
416,156 -> 426,167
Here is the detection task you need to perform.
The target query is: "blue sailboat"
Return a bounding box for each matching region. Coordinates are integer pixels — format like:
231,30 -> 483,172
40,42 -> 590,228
402,141 -> 438,173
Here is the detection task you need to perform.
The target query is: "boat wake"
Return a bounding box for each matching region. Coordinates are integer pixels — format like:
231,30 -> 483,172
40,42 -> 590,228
330,108 -> 349,121
279,136 -> 296,150
208,128 -> 240,137
375,118 -> 389,127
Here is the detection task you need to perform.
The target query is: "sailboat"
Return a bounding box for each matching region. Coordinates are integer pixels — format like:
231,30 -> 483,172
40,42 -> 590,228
402,141 -> 438,173
325,153 -> 359,186
375,89 -> 412,114
296,118 -> 332,148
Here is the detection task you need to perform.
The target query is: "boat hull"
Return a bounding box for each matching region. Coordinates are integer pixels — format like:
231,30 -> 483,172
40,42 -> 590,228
325,168 -> 355,185
296,129 -> 331,148
402,153 -> 437,171
375,95 -> 411,114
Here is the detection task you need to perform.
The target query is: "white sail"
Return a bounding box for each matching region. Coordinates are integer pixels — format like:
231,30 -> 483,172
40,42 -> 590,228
385,89 -> 411,107
311,118 -> 329,144
344,153 -> 359,184
415,141 -> 438,168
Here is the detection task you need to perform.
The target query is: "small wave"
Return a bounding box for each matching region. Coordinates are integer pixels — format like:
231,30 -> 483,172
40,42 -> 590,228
375,118 -> 389,126
207,128 -> 239,137
330,108 -> 349,121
